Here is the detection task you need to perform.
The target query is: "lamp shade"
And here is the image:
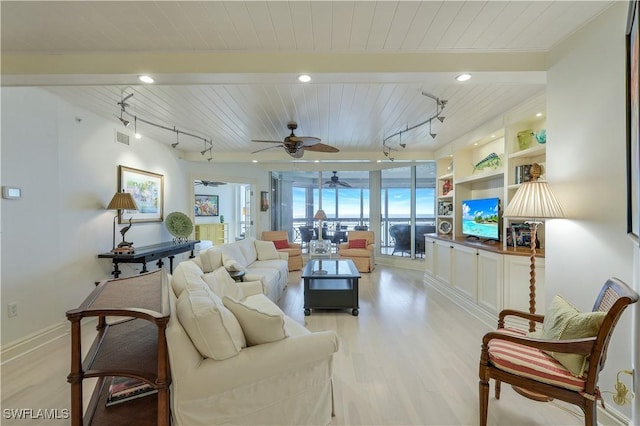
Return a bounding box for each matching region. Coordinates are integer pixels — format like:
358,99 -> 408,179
503,180 -> 566,220
314,209 -> 327,220
107,191 -> 138,211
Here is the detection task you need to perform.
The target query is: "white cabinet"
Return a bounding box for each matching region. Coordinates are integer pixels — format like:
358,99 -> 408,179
477,250 -> 503,314
503,254 -> 546,314
424,237 -> 541,325
424,237 -> 436,277
452,244 -> 477,301
433,239 -> 453,286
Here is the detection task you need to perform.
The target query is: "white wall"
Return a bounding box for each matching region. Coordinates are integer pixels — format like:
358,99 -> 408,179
547,2 -> 637,419
0,87 -> 188,345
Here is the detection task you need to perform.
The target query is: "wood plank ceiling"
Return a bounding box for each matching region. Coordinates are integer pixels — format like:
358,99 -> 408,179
1,1 -> 615,163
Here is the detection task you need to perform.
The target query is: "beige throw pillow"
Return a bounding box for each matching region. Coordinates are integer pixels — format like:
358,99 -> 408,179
539,295 -> 606,377
254,240 -> 280,261
176,288 -> 246,360
202,266 -> 245,300
222,295 -> 288,346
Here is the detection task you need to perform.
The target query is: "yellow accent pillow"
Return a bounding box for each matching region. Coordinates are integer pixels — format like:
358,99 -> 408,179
540,295 -> 606,377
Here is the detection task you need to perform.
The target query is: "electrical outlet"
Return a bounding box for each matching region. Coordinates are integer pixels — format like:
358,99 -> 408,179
8,302 -> 18,318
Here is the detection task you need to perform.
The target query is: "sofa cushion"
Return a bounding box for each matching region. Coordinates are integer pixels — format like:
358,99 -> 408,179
219,243 -> 248,271
255,240 -> 280,261
236,237 -> 258,264
538,295 -> 606,377
176,288 -> 246,360
172,260 -> 209,297
223,295 -> 288,346
202,266 -> 245,300
338,247 -> 371,257
348,239 -> 367,249
273,239 -> 289,250
199,247 -> 223,273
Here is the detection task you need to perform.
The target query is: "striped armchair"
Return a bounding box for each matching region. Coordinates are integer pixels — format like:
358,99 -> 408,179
479,277 -> 638,426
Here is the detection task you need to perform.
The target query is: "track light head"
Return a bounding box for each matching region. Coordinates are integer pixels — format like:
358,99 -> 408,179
171,142 -> 179,148
437,116 -> 445,123
399,143 -> 406,149
430,132 -> 437,139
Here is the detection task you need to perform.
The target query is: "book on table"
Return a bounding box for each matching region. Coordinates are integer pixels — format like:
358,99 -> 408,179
106,376 -> 158,407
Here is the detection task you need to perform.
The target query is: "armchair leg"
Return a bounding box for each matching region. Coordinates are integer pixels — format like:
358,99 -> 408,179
584,402 -> 597,426
495,380 -> 501,399
479,379 -> 489,426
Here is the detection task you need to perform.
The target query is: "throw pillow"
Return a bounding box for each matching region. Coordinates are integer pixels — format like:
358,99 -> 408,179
219,244 -> 248,270
273,239 -> 289,250
171,261 -> 208,297
222,254 -> 245,272
539,295 -> 606,377
201,266 -> 245,300
348,239 -> 367,249
176,288 -> 246,360
222,296 -> 288,346
254,240 -> 280,261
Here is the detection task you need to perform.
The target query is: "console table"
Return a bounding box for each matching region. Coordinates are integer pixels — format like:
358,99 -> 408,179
98,240 -> 199,278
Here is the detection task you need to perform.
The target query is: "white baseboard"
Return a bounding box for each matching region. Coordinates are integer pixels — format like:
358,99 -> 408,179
598,404 -> 631,426
0,321 -> 69,365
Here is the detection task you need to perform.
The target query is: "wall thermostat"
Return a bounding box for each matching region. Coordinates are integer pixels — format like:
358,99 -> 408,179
2,186 -> 22,200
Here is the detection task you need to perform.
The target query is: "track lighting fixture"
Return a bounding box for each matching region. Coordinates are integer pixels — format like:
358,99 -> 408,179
382,91 -> 447,155
116,93 -> 214,155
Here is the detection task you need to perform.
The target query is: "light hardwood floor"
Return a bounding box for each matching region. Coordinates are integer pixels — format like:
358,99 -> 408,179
1,265 -> 584,425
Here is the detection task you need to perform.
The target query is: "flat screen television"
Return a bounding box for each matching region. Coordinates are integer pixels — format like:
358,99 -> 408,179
461,197 -> 500,241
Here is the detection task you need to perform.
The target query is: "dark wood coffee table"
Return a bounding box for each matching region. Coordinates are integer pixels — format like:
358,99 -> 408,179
302,259 -> 360,316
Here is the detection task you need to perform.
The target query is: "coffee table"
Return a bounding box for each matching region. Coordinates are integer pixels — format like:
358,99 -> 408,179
302,259 -> 360,316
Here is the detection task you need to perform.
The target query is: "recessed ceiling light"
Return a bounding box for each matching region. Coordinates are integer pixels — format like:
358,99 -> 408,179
252,160 -> 258,163
536,112 -> 543,117
314,160 -> 319,163
455,73 -> 471,82
298,74 -> 311,83
135,133 -> 142,140
139,75 -> 154,83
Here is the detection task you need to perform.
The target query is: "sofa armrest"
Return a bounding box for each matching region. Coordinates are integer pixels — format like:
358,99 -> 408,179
278,252 -> 289,260
238,280 -> 264,297
181,330 -> 339,398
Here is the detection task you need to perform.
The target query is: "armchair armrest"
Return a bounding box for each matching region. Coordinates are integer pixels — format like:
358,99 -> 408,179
481,331 -> 596,355
287,242 -> 301,250
497,309 -> 544,328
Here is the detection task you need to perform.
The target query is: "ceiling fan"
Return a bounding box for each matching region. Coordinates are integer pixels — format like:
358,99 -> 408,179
251,122 -> 339,158
325,171 -> 351,188
195,180 -> 226,187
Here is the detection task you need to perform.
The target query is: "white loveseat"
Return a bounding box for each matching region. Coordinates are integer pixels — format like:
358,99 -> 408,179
196,237 -> 289,302
166,260 -> 339,425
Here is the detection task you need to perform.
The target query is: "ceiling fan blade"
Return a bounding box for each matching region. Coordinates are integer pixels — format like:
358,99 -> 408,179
251,139 -> 282,144
338,181 -> 352,188
251,145 -> 281,154
305,143 -> 339,153
288,136 -> 321,145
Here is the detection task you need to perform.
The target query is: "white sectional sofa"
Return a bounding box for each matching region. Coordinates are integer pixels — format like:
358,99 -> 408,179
166,259 -> 339,425
195,237 -> 289,302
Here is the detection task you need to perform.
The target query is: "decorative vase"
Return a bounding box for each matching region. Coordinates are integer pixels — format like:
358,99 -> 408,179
535,129 -> 546,144
517,130 -> 533,150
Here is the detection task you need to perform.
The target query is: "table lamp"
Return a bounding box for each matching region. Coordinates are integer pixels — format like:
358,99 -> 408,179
314,209 -> 327,241
107,190 -> 138,252
503,163 -> 566,332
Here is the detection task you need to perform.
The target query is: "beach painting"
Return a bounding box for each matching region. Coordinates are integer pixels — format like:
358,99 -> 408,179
461,197 -> 499,240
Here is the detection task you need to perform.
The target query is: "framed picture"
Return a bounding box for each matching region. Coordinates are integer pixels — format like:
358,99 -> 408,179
118,165 -> 163,223
509,223 -> 540,248
195,194 -> 219,216
627,0 -> 640,243
260,191 -> 269,211
437,201 -> 453,216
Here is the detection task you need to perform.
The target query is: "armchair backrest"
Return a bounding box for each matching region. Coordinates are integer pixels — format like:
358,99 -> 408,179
583,278 -> 639,392
348,230 -> 374,246
261,230 -> 289,243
